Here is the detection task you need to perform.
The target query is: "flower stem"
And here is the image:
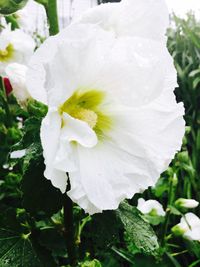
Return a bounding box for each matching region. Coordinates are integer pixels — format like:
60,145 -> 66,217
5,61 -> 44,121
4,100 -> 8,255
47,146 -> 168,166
161,174 -> 176,247
63,191 -> 77,266
45,0 -> 59,36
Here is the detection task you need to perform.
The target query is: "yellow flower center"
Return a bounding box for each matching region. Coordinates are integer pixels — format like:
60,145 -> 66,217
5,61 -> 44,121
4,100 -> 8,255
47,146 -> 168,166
73,108 -> 98,129
59,89 -> 112,138
0,44 -> 14,62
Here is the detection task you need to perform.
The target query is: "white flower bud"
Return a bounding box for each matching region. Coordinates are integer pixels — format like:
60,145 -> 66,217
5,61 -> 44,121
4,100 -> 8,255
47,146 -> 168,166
5,63 -> 31,105
172,213 -> 200,241
175,198 -> 199,209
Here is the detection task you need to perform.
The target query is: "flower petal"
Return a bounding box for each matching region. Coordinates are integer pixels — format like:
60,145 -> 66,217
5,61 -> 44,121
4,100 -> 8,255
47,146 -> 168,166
67,88 -> 184,214
40,110 -> 68,193
61,113 -> 98,148
75,0 -> 169,41
68,141 -> 154,214
27,23 -> 115,107
52,113 -> 97,174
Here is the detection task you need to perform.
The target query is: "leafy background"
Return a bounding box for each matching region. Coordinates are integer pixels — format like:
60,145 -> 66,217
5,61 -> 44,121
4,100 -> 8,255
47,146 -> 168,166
0,1 -> 200,266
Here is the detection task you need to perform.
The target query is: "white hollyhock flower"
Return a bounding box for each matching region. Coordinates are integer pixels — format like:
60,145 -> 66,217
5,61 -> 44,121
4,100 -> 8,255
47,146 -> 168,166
26,0 -> 185,214
172,213 -> 200,241
0,27 -> 35,76
175,198 -> 199,209
137,198 -> 165,216
5,63 -> 31,105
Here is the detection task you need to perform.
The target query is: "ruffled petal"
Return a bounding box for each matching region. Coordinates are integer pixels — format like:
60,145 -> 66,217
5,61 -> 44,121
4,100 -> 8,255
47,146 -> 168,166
109,89 -> 185,176
68,141 -> 154,214
67,88 -> 184,214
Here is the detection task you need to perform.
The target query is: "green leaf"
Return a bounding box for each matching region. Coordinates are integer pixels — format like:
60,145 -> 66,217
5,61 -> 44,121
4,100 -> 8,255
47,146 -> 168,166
83,211 -> 120,250
193,77 -> 200,89
12,117 -> 41,152
0,228 -> 42,267
189,69 -> 200,77
80,259 -> 102,267
27,100 -> 48,119
116,202 -> 159,256
22,154 -> 63,217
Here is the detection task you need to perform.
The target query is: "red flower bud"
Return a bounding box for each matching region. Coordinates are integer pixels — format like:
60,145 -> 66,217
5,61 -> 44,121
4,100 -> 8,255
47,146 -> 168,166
3,77 -> 13,95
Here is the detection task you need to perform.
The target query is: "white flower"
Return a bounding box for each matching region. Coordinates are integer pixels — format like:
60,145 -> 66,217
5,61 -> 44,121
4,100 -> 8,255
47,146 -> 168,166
5,63 -> 31,105
10,149 -> 26,159
26,0 -> 185,214
175,198 -> 199,209
172,213 -> 200,241
0,27 -> 35,76
137,198 -> 166,216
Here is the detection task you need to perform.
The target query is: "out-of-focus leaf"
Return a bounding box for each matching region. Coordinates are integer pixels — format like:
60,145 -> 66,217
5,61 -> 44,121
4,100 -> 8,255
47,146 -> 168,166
193,77 -> 200,89
0,0 -> 28,15
189,69 -> 200,77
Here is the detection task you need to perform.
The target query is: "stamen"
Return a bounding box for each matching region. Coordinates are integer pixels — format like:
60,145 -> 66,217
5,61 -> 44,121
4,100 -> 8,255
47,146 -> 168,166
73,108 -> 98,129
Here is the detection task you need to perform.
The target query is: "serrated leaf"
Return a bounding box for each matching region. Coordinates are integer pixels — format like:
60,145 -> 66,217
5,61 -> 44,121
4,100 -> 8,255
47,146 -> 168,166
0,228 -> 42,267
116,202 -> 159,256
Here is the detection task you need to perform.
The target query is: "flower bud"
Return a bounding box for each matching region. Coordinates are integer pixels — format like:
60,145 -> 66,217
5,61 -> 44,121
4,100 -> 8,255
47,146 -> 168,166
5,63 -> 31,106
172,224 -> 186,237
172,213 -> 200,241
3,77 -> 13,95
172,173 -> 178,187
175,198 -> 199,209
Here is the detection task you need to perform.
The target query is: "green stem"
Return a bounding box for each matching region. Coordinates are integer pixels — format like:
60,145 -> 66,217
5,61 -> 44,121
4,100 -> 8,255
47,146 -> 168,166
45,0 -> 59,36
161,175 -> 176,247
63,191 -> 77,266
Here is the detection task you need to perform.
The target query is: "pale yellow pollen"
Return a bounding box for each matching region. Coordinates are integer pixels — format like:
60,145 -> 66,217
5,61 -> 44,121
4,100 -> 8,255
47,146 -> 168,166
0,49 -> 8,56
73,108 -> 98,129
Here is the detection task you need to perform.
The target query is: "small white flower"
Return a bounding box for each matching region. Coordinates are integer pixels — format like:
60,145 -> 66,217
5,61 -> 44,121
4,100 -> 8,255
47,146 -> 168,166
0,27 -> 35,76
175,198 -> 199,209
26,0 -> 185,214
172,213 -> 200,241
137,198 -> 166,216
10,149 -> 26,159
5,63 -> 31,105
